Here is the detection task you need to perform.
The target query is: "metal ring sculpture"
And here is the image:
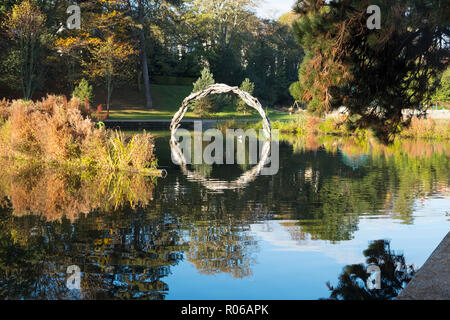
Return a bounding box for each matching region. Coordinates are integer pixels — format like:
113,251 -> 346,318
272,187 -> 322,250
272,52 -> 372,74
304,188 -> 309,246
169,84 -> 273,192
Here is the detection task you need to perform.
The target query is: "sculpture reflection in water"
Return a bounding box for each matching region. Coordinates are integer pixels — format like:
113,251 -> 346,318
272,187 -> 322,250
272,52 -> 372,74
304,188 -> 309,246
324,240 -> 416,300
170,130 -> 277,192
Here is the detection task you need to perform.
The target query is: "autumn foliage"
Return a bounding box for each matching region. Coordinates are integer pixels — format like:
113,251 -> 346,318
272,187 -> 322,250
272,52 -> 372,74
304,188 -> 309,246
0,95 -> 157,173
399,117 -> 450,139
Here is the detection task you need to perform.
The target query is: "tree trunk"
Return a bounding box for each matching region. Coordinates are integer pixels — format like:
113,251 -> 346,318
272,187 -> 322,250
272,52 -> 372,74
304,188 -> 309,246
106,74 -> 112,112
137,71 -> 142,92
138,2 -> 152,109
139,28 -> 153,108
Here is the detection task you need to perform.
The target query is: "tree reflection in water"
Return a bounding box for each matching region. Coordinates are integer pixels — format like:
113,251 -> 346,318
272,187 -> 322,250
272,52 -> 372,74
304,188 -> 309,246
0,165 -> 188,299
324,240 -> 416,300
2,168 -> 158,221
185,220 -> 257,278
0,164 -> 258,299
0,205 -> 189,299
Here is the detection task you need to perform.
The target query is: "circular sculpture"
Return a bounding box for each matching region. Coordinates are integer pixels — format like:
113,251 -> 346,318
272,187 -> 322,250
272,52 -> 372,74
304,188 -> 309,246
169,83 -> 271,140
169,84 -> 273,192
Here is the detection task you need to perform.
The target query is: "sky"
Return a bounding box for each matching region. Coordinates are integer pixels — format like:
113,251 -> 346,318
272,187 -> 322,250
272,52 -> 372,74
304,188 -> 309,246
256,0 -> 296,19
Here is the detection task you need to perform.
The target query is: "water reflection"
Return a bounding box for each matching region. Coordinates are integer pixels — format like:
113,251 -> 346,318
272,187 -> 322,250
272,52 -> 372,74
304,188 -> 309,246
170,133 -> 272,192
0,163 -> 156,222
275,135 -> 450,237
324,240 -> 416,300
0,133 -> 448,299
0,208 -> 187,299
185,220 -> 258,278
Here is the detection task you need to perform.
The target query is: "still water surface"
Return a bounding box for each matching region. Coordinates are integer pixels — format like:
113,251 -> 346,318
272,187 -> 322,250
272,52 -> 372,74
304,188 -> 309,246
0,132 -> 449,299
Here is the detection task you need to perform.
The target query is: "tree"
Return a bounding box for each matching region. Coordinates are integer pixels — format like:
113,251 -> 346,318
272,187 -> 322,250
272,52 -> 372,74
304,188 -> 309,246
432,66 -> 450,105
246,18 -> 302,106
54,35 -> 89,93
237,78 -> 255,115
135,0 -> 153,109
186,219 -> 257,279
187,0 -> 258,49
86,36 -> 134,111
191,67 -> 216,116
290,0 -> 449,142
53,1 -> 137,93
3,0 -> 46,99
183,0 -> 258,84
278,11 -> 300,27
72,78 -> 94,104
123,0 -> 183,109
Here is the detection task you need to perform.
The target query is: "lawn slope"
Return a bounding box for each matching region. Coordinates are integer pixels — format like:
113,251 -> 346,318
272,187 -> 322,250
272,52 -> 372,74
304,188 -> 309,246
95,85 -> 293,121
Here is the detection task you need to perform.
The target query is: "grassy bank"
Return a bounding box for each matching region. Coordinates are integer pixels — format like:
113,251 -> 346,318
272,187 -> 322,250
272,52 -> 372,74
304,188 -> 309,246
97,85 -> 293,121
248,114 -> 450,141
0,96 -> 161,175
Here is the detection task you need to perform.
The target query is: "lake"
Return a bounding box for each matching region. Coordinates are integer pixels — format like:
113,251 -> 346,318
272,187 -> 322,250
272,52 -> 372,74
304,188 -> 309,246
0,132 -> 448,299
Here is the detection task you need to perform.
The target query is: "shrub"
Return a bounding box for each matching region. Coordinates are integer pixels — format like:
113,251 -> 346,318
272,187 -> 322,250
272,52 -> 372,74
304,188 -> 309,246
237,78 -> 255,115
191,67 -> 216,116
72,78 -> 94,104
190,67 -> 231,116
0,98 -> 10,122
432,66 -> 450,104
102,130 -> 156,173
0,95 -> 101,162
402,117 -> 435,138
306,116 -> 322,134
93,104 -> 109,121
400,117 -> 450,139
319,118 -> 336,134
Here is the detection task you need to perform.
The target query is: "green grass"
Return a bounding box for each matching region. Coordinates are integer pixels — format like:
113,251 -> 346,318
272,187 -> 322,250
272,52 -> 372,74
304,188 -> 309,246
98,84 -> 295,121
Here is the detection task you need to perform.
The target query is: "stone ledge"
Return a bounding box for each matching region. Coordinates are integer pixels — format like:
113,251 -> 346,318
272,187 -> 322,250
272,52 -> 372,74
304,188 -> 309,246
397,231 -> 450,300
